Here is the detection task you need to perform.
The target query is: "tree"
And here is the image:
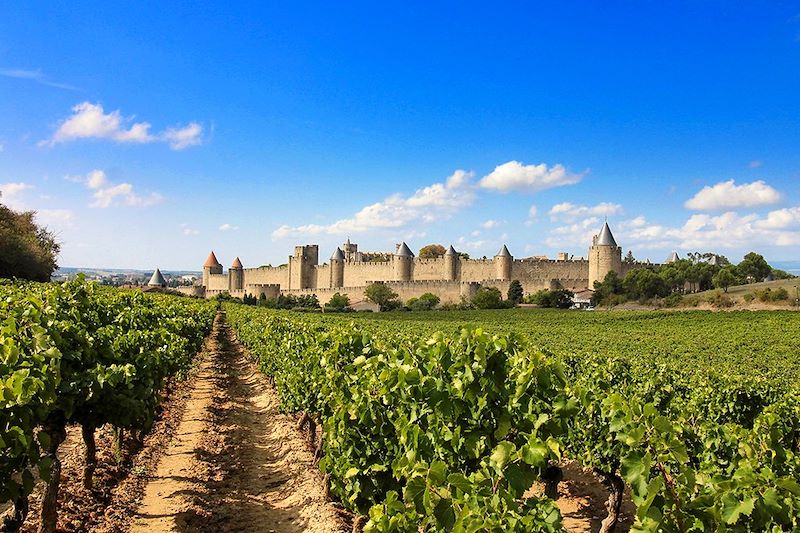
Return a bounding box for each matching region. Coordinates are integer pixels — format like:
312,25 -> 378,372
712,267 -> 738,293
592,271 -> 623,305
507,280 -> 524,304
0,202 -> 61,281
364,283 -> 402,311
624,250 -> 635,264
471,286 -> 506,309
324,292 -> 350,312
738,252 -> 771,283
623,268 -> 669,301
419,244 -> 447,258
528,289 -> 574,309
407,292 -> 440,311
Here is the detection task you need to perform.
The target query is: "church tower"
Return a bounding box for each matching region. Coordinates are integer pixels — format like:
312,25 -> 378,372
588,221 -> 622,287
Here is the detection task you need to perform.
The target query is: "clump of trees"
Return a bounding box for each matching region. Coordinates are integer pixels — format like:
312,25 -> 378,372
526,289 -> 575,308
418,244 -> 446,258
254,293 -> 320,310
0,202 -> 60,281
592,251 -> 793,306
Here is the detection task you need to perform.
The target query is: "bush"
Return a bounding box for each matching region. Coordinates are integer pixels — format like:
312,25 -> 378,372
507,280 -> 524,305
471,286 -> 508,309
527,289 -> 574,309
753,288 -> 789,302
663,293 -> 683,308
742,293 -> 755,303
706,290 -> 734,308
324,292 -> 351,312
407,292 -> 440,311
364,283 -> 402,311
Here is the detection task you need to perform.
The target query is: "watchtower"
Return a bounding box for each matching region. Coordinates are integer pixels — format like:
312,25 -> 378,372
288,245 -> 319,290
229,257 -> 244,292
394,242 -> 414,281
444,245 -> 458,281
494,245 -> 512,281
202,251 -> 222,287
588,221 -> 622,287
330,247 -> 345,288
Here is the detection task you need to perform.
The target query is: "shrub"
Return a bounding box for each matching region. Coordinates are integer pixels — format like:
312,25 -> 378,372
742,293 -> 755,303
507,280 -> 524,305
364,283 -> 402,311
663,293 -> 683,308
324,292 -> 351,312
407,292 -> 440,311
471,286 -> 507,309
527,289 -> 574,309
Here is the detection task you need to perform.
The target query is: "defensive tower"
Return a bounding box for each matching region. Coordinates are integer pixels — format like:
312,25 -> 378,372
494,245 -> 512,281
444,245 -> 458,281
588,221 -> 622,287
288,245 -> 319,290
330,247 -> 345,288
394,242 -> 414,281
229,257 -> 244,292
202,251 -> 222,287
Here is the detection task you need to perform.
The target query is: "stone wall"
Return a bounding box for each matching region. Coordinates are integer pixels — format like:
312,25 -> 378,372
342,261 -> 394,287
242,265 -> 288,287
207,273 -> 229,291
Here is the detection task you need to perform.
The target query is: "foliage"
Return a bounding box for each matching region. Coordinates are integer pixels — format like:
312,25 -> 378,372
712,266 -> 739,292
470,286 -> 508,309
418,244 -> 446,258
406,292 -> 440,311
324,292 -> 351,312
507,280 -> 524,304
622,268 -> 670,301
0,203 -> 61,282
226,305 -> 800,531
753,287 -> 789,302
0,279 -> 215,517
526,289 -> 574,309
591,271 -> 623,305
365,283 -> 402,311
738,252 -> 771,283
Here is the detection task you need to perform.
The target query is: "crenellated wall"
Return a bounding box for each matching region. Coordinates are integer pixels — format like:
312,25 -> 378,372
342,261 -> 394,287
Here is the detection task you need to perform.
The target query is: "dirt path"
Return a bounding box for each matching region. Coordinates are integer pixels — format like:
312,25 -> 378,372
130,312 -> 343,533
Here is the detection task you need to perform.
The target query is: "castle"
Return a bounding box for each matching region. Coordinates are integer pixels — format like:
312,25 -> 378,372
189,222 -> 652,303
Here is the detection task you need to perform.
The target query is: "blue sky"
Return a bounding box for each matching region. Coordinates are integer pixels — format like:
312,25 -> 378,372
1,2 -> 799,270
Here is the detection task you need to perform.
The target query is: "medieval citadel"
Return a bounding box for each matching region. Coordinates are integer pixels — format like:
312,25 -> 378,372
190,222 -> 653,303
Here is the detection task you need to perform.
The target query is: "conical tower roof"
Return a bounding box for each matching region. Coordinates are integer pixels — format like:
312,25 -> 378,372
331,247 -> 345,261
397,242 -> 414,257
496,245 -> 512,257
596,222 -> 618,247
231,257 -> 243,269
203,251 -> 221,267
148,268 -> 167,287
445,245 -> 457,256
665,251 -> 679,263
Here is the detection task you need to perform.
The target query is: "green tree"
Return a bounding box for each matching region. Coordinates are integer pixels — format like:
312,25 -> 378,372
712,266 -> 738,293
507,280 -> 524,304
407,292 -> 440,311
0,203 -> 61,281
592,271 -> 623,305
471,286 -> 506,309
623,268 -> 670,301
364,283 -> 402,311
738,252 -> 771,283
528,288 -> 574,308
624,250 -> 635,264
325,292 -> 350,311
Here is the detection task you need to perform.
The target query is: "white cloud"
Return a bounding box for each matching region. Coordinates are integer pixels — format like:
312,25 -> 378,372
545,217 -> 601,248
163,123 -> 203,150
42,102 -> 202,150
272,169 -> 476,240
525,205 -> 539,227
219,223 -> 239,231
479,160 -> 585,193
0,182 -> 32,198
684,180 -> 781,210
755,207 -> 800,230
0,67 -> 78,90
180,223 -> 199,236
548,201 -> 622,221
482,219 -> 499,229
67,169 -> 162,208
36,209 -> 74,228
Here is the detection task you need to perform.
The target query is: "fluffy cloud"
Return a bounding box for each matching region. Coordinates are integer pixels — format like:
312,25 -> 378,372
42,102 -> 203,150
272,170 -> 476,240
0,182 -> 33,209
36,209 -> 74,228
481,219 -> 500,229
548,201 -> 622,221
219,223 -> 239,231
180,223 -> 200,236
67,169 -> 163,208
684,180 -> 781,210
479,161 -> 585,193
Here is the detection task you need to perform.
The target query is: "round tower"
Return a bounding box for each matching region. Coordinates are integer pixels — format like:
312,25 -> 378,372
394,242 -> 414,281
588,221 -> 622,287
444,245 -> 458,281
229,257 -> 244,292
202,251 -> 222,287
330,247 -> 345,288
494,245 -> 512,281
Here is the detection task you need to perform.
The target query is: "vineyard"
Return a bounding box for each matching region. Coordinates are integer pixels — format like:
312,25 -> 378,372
226,305 -> 800,532
0,279 -> 216,531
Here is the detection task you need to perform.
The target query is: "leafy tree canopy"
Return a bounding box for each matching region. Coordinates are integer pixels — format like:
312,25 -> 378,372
0,202 -> 60,282
419,244 -> 447,258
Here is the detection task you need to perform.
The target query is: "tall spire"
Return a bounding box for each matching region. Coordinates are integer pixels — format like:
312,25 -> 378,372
148,268 -> 167,287
496,245 -> 511,257
596,221 -> 618,247
397,242 -> 414,257
331,247 -> 345,261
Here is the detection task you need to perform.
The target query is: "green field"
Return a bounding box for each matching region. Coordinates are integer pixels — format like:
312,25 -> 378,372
296,307 -> 800,386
